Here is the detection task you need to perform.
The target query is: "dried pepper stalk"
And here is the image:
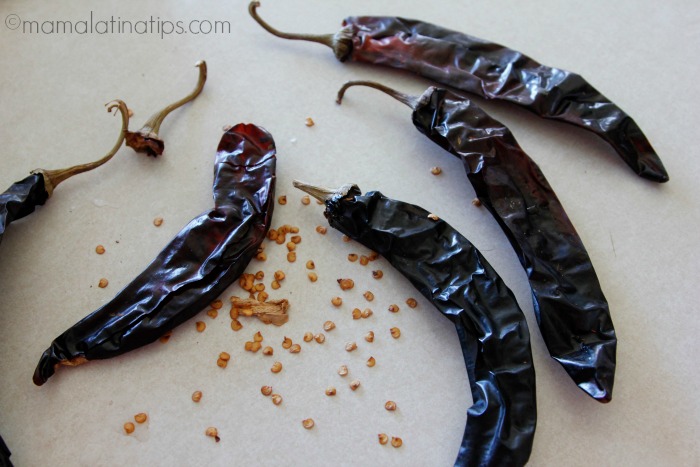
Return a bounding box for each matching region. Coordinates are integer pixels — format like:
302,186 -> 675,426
249,2 -> 668,182
336,81 -> 616,402
295,180 -> 536,466
0,100 -> 129,248
33,123 -> 276,385
125,60 -> 207,157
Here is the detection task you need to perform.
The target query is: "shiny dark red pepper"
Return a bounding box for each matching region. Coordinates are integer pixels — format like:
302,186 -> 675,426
33,123 -> 276,385
336,81 -> 616,402
249,2 -> 668,183
294,181 -> 537,467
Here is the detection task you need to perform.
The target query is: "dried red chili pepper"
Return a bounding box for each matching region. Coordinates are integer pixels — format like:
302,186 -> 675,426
33,123 -> 276,385
0,100 -> 129,248
0,434 -> 10,467
249,2 -> 668,182
336,80 -> 616,402
125,60 -> 207,157
294,180 -> 537,466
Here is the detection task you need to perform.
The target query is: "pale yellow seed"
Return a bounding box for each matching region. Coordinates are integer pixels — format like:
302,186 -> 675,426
406,298 -> 418,308
257,291 -> 269,302
217,358 -> 228,368
219,352 -> 231,361
338,278 -> 355,291
261,385 -> 273,396
323,321 -> 336,331
314,333 -> 326,344
289,344 -> 301,354
305,260 -> 315,270
255,271 -> 265,281
271,280 -> 281,290
244,341 -> 254,351
352,308 -> 362,320
388,304 -> 399,313
262,346 -> 273,356
98,278 -> 109,288
372,270 -> 384,280
390,327 -> 401,339
254,283 -> 265,292
207,309 -> 218,319
325,386 -> 336,396
256,252 -> 267,261
271,361 -> 283,373
286,242 -> 296,252
350,379 -> 361,391
124,422 -> 135,435
196,321 -> 206,332
338,365 -> 348,377
365,331 -> 375,343
278,195 -> 287,205
308,272 -> 318,282
367,356 -> 376,367
205,427 -> 220,442
253,331 -> 263,342
361,308 -> 373,319
282,337 -> 293,349
359,255 -> 369,266
347,253 -> 358,262
302,418 -> 315,429
250,341 -> 262,353
287,252 -> 297,263
274,270 -> 285,281
211,300 -> 223,310
192,390 -> 202,403
391,437 -> 403,448
316,226 -> 327,235
385,401 -> 397,411
153,217 -> 164,227
301,196 -> 311,205
291,235 -> 302,244
134,413 -> 148,424
331,296 -> 342,307
271,394 -> 283,405
305,117 -> 315,127
430,166 -> 442,175
345,342 -> 357,352
363,291 -> 374,302
95,245 -> 106,255
303,332 -> 314,342
231,319 -> 243,331
378,433 -> 388,445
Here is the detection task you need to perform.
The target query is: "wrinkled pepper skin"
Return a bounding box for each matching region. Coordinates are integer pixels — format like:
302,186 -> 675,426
339,16 -> 668,182
409,87 -> 616,401
0,174 -> 48,247
33,123 -> 276,385
321,186 -> 536,466
0,434 -> 11,467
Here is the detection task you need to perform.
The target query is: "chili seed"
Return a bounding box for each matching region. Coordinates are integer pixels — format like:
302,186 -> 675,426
291,235 -> 301,244
305,260 -> 315,270
278,195 -> 287,205
406,298 -> 418,308
95,245 -> 106,255
472,198 -> 482,207
303,332 -> 313,342
323,321 -> 336,331
217,358 -> 227,368
347,253 -> 358,262
205,427 -> 220,442
124,422 -> 135,435
250,342 -> 262,353
159,331 -> 172,344
331,297 -> 342,307
253,331 -> 263,342
345,342 -> 357,352
338,365 -> 348,377
388,304 -> 399,313
359,255 -> 369,266
385,401 -> 397,411
367,356 -> 376,367
255,271 -> 265,281
338,278 -> 355,290
290,226 -> 300,234
275,235 -> 286,245
262,346 -> 273,356
271,280 -> 281,290
368,251 -> 379,261
244,341 -> 254,351
98,278 -> 109,288
430,166 -> 442,175
342,235 -> 351,243
302,418 -> 315,429
314,333 -> 325,344
254,283 -> 265,292
365,331 -> 375,343
305,117 -> 315,127
287,252 -> 297,262
207,309 -> 218,319
231,319 -> 243,331
350,380 -> 361,391
308,272 -> 318,282
363,291 -> 374,302
352,308 -> 362,320
257,291 -> 269,302
428,213 -> 440,221
390,327 -> 401,339
153,217 -> 164,227
196,321 -> 206,332
271,361 -> 283,373
219,352 -> 231,361
192,390 -> 202,402
325,386 -> 336,396
134,413 -> 148,424
282,337 -> 293,349
316,226 -> 327,235
286,242 -> 296,252
267,229 -> 278,240
372,270 -> 384,280
361,308 -> 373,319
391,437 -> 403,448
261,385 -> 273,396
211,300 -> 223,309
274,270 -> 285,281
301,196 -> 311,205
378,433 -> 388,445
256,252 -> 267,261
271,394 -> 283,405
289,344 -> 301,353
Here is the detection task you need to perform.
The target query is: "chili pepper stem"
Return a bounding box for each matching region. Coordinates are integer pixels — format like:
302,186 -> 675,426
126,60 -> 207,156
248,1 -> 352,60
336,81 -> 420,110
31,100 -> 130,197
292,180 -> 355,204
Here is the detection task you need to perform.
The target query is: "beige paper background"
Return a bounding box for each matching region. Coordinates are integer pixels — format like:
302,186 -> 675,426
1,1 -> 699,465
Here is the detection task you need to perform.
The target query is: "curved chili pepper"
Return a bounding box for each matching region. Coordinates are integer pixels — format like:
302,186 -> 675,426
125,60 -> 207,157
33,123 -> 276,385
0,434 -> 11,467
336,81 -> 616,402
0,101 -> 130,248
294,180 -> 537,467
249,2 -> 668,183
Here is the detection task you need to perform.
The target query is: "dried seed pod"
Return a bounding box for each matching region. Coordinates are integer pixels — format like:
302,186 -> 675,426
271,394 -> 283,405
352,308 -> 362,320
361,308 -> 373,319
305,260 -> 315,269
271,361 -> 283,373
231,319 -> 243,331
205,427 -> 220,442
282,337 -> 293,349
363,291 -> 375,302
430,166 -> 442,175
303,332 -> 314,342
308,272 -> 318,282
196,321 -> 206,332
314,333 -> 326,344
316,225 -> 327,234
98,278 -> 109,288
406,298 -> 418,308
192,390 -> 202,402
347,253 -> 358,262
253,331 -> 263,342
349,379 -> 361,391
364,331 -> 375,343
378,433 -> 389,445
95,245 -> 106,255
262,346 -> 274,356
323,321 -> 336,331
345,342 -> 357,352
372,270 -> 383,279
302,418 -> 315,429
338,365 -> 349,377
207,309 -> 218,319
359,255 -> 369,266
134,413 -> 148,424
388,304 -> 399,313
289,343 -> 301,353
219,352 -> 231,361
211,300 -> 223,310
338,278 -> 355,290
390,327 -> 401,339
278,195 -> 287,205
331,297 -> 342,307
325,386 -> 337,396
391,437 -> 403,448
287,252 -> 297,262
367,356 -> 376,367
124,422 -> 135,435
261,385 -> 273,396
385,401 -> 397,411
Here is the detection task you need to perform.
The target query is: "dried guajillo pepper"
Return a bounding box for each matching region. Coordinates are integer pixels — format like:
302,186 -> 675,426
249,2 -> 668,182
0,100 -> 129,248
0,434 -> 11,467
33,123 -> 276,385
336,81 -> 616,402
294,180 -> 536,467
125,60 -> 207,157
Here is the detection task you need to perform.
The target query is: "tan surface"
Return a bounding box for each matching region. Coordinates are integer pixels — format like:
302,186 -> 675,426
1,1 -> 699,465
